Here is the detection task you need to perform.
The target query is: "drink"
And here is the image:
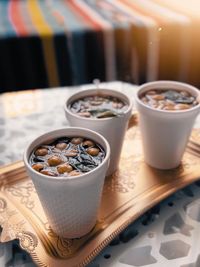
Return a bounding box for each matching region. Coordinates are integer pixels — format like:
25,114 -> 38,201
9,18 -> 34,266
29,136 -> 105,177
140,89 -> 198,111
65,88 -> 133,176
24,127 -> 110,238
135,81 -> 200,170
69,94 -> 128,118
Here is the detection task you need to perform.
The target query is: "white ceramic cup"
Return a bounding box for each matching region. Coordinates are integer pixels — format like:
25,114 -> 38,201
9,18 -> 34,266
23,127 -> 110,238
64,88 -> 133,176
135,81 -> 200,170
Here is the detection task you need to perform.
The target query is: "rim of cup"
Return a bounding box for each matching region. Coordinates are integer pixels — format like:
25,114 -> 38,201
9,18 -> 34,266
64,88 -> 133,121
135,80 -> 200,115
23,127 -> 110,181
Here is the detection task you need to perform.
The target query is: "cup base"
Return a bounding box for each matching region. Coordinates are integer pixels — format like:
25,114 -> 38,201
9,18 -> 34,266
53,223 -> 96,239
146,161 -> 181,170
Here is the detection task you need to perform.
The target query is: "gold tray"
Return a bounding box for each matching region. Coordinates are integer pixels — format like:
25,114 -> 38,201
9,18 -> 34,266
0,118 -> 200,267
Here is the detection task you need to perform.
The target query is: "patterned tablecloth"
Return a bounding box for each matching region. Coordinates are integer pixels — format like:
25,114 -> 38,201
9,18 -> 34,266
1,81 -> 200,267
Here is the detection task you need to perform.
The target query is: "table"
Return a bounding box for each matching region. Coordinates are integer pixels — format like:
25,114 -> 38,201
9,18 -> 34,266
1,81 -> 200,267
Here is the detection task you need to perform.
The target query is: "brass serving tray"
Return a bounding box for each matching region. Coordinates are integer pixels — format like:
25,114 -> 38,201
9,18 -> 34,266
0,118 -> 200,267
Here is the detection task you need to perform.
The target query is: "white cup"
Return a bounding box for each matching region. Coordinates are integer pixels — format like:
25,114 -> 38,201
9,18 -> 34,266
23,127 -> 110,238
64,88 -> 133,176
135,81 -> 200,170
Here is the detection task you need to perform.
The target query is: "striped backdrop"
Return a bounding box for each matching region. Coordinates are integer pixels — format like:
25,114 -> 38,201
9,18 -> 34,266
1,0 -> 200,92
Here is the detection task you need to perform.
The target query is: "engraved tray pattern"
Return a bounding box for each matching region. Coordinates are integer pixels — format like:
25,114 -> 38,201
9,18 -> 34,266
0,120 -> 200,267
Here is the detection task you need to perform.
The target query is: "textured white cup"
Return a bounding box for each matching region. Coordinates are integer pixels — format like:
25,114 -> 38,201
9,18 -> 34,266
135,81 -> 200,169
23,127 -> 110,238
64,88 -> 133,176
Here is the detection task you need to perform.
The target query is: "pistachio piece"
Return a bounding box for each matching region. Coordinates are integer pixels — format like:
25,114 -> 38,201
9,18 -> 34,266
57,164 -> 73,174
32,163 -> 44,172
71,137 -> 83,145
35,148 -> 48,156
40,170 -> 57,176
47,155 -> 63,166
55,143 -> 67,150
87,147 -> 100,156
83,140 -> 95,147
69,170 -> 81,176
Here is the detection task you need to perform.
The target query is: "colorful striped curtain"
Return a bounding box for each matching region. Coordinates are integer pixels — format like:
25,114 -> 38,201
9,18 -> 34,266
1,0 -> 200,92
